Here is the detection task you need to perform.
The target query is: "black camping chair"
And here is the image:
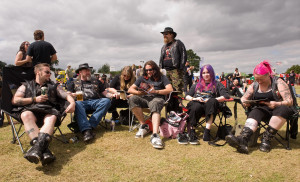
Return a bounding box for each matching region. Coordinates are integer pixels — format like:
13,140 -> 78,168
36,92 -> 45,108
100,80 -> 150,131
1,66 -> 68,153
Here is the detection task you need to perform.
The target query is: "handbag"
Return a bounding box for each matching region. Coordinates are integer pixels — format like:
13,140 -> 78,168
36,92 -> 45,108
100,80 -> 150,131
208,123 -> 233,147
159,111 -> 188,139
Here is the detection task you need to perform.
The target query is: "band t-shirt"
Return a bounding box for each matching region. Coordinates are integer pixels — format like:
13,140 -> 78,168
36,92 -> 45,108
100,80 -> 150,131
67,79 -> 105,100
289,73 -> 295,84
134,75 -> 170,98
162,42 -> 175,70
27,40 -> 56,66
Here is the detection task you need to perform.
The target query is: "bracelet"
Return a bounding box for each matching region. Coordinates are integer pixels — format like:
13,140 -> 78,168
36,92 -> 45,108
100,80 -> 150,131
32,97 -> 36,103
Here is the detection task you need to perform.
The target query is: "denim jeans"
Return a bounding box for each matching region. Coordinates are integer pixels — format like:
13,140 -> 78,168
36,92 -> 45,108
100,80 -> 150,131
75,98 -> 111,132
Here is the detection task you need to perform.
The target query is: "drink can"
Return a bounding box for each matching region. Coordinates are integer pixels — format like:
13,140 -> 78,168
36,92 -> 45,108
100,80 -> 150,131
69,136 -> 79,143
41,87 -> 48,95
76,91 -> 84,101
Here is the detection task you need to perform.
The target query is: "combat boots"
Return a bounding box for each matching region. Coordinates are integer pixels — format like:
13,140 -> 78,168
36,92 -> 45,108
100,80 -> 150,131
24,132 -> 54,165
259,126 -> 278,153
225,127 -> 253,154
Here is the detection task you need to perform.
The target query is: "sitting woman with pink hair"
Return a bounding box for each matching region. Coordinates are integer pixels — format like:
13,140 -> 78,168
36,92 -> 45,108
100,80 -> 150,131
226,60 -> 294,154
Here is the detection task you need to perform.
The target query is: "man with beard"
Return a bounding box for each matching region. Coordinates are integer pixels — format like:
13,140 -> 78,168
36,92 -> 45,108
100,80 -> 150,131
159,27 -> 187,93
12,63 -> 75,165
67,63 -> 113,143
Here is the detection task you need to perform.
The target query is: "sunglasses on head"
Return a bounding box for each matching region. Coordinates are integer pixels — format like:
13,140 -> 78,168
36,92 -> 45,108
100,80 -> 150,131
145,69 -> 153,72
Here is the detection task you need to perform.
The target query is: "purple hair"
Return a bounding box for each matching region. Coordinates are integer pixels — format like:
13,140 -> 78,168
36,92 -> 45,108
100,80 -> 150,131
195,64 -> 217,92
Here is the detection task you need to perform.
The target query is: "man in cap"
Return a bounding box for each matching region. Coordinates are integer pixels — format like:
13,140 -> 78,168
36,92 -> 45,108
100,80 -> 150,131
159,27 -> 187,93
67,63 -> 114,143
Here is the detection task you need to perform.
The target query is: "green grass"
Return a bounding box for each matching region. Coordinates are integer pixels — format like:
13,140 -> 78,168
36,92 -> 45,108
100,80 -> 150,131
0,86 -> 299,181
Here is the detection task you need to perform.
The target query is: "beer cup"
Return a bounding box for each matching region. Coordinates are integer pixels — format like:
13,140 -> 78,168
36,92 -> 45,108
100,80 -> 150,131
41,87 -> 48,96
120,92 -> 126,100
76,91 -> 83,101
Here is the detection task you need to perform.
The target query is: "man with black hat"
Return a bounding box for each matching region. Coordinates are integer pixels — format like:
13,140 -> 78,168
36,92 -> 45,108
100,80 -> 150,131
159,27 -> 187,93
67,63 -> 113,143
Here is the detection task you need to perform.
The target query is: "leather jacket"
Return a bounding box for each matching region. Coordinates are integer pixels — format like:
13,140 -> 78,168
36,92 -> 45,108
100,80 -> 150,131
159,39 -> 187,70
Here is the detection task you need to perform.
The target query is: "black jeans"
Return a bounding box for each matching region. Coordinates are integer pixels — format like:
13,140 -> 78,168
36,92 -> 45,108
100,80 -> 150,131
187,98 -> 219,127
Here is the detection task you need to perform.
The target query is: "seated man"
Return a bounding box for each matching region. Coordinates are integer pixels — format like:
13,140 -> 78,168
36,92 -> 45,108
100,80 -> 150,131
12,63 -> 75,165
230,79 -> 244,97
67,63 -> 112,143
128,60 -> 173,149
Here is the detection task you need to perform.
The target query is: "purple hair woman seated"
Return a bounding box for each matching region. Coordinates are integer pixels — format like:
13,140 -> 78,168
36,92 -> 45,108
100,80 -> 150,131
226,60 -> 294,154
184,64 -> 229,145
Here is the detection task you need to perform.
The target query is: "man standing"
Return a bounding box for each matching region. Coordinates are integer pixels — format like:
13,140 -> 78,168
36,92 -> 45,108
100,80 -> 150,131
12,63 -> 75,165
159,27 -> 187,93
183,61 -> 194,95
67,63 -> 113,143
65,64 -> 74,87
26,30 -> 57,66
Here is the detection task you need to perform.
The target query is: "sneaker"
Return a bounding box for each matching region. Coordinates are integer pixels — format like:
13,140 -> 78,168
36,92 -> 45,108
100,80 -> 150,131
150,133 -> 164,149
135,124 -> 150,138
177,132 -> 189,145
188,130 -> 200,145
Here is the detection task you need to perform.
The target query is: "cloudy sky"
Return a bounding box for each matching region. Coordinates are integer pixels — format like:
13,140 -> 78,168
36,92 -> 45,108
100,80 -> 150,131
0,0 -> 299,74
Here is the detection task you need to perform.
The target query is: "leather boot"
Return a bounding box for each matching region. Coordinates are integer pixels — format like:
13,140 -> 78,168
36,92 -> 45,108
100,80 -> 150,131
259,126 -> 277,153
41,148 -> 56,166
203,128 -> 211,141
226,127 -> 253,154
24,132 -> 51,164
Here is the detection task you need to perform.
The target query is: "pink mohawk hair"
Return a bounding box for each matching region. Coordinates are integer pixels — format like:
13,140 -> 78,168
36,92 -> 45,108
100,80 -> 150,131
253,60 -> 274,76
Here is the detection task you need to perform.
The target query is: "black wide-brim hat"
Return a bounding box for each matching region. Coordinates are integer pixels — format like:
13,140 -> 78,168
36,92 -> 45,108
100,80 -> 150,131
160,27 -> 177,38
76,63 -> 93,73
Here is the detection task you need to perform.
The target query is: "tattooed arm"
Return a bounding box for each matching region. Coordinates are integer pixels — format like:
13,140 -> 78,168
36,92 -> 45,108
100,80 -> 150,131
241,82 -> 254,107
12,85 -> 34,106
277,78 -> 293,106
57,86 -> 75,113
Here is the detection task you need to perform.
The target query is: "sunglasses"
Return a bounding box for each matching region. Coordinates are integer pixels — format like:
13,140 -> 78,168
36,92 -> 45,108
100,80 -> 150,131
25,43 -> 30,46
44,71 -> 51,74
145,69 -> 153,72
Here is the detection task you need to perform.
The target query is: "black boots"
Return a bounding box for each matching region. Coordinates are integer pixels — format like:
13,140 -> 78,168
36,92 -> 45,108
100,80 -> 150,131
225,127 -> 253,154
203,128 -> 211,141
24,132 -> 55,165
83,129 -> 95,143
259,126 -> 278,153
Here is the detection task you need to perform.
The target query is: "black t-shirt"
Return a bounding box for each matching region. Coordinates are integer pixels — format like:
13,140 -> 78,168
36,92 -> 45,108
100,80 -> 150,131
67,79 -> 105,100
135,75 -> 170,98
162,42 -> 175,70
109,75 -> 130,91
187,82 -> 229,99
27,40 -> 56,66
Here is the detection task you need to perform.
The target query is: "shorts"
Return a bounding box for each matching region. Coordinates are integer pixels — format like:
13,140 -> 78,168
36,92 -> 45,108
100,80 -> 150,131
128,95 -> 165,114
247,105 -> 294,123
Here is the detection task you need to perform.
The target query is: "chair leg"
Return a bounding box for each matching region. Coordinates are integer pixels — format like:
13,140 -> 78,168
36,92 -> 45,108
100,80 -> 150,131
9,116 -> 25,153
52,127 -> 68,144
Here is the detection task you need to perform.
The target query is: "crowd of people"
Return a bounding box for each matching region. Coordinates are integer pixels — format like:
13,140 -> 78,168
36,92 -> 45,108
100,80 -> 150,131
3,28 -> 298,166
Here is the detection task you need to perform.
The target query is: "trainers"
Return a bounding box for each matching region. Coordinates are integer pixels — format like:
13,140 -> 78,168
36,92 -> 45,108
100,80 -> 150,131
188,130 -> 200,145
150,133 -> 164,149
177,132 -> 189,145
135,124 -> 150,138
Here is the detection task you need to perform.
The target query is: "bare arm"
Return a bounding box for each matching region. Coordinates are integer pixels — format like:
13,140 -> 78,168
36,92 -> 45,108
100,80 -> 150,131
51,54 -> 57,63
150,84 -> 173,95
241,83 -> 254,107
277,78 -> 293,106
128,84 -> 146,95
24,55 -> 32,64
12,85 -> 33,106
15,52 -> 30,66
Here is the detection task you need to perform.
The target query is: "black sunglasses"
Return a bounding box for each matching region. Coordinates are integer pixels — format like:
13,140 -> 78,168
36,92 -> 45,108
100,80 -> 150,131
145,69 -> 153,72
44,71 -> 51,74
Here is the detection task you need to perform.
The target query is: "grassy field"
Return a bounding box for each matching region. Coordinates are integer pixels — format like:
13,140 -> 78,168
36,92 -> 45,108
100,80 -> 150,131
0,86 -> 299,181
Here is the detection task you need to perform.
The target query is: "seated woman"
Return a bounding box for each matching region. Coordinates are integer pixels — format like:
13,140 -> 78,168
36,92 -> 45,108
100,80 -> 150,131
128,60 -> 173,149
185,64 -> 229,145
108,66 -> 135,120
226,61 -> 294,154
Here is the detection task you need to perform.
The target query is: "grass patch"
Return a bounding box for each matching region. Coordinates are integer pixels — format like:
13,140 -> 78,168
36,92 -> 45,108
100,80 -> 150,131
0,86 -> 299,181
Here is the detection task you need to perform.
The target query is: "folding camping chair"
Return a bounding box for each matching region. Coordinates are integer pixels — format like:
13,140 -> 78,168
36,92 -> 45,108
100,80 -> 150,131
1,66 -> 68,154
128,91 -> 182,132
195,99 -> 233,141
